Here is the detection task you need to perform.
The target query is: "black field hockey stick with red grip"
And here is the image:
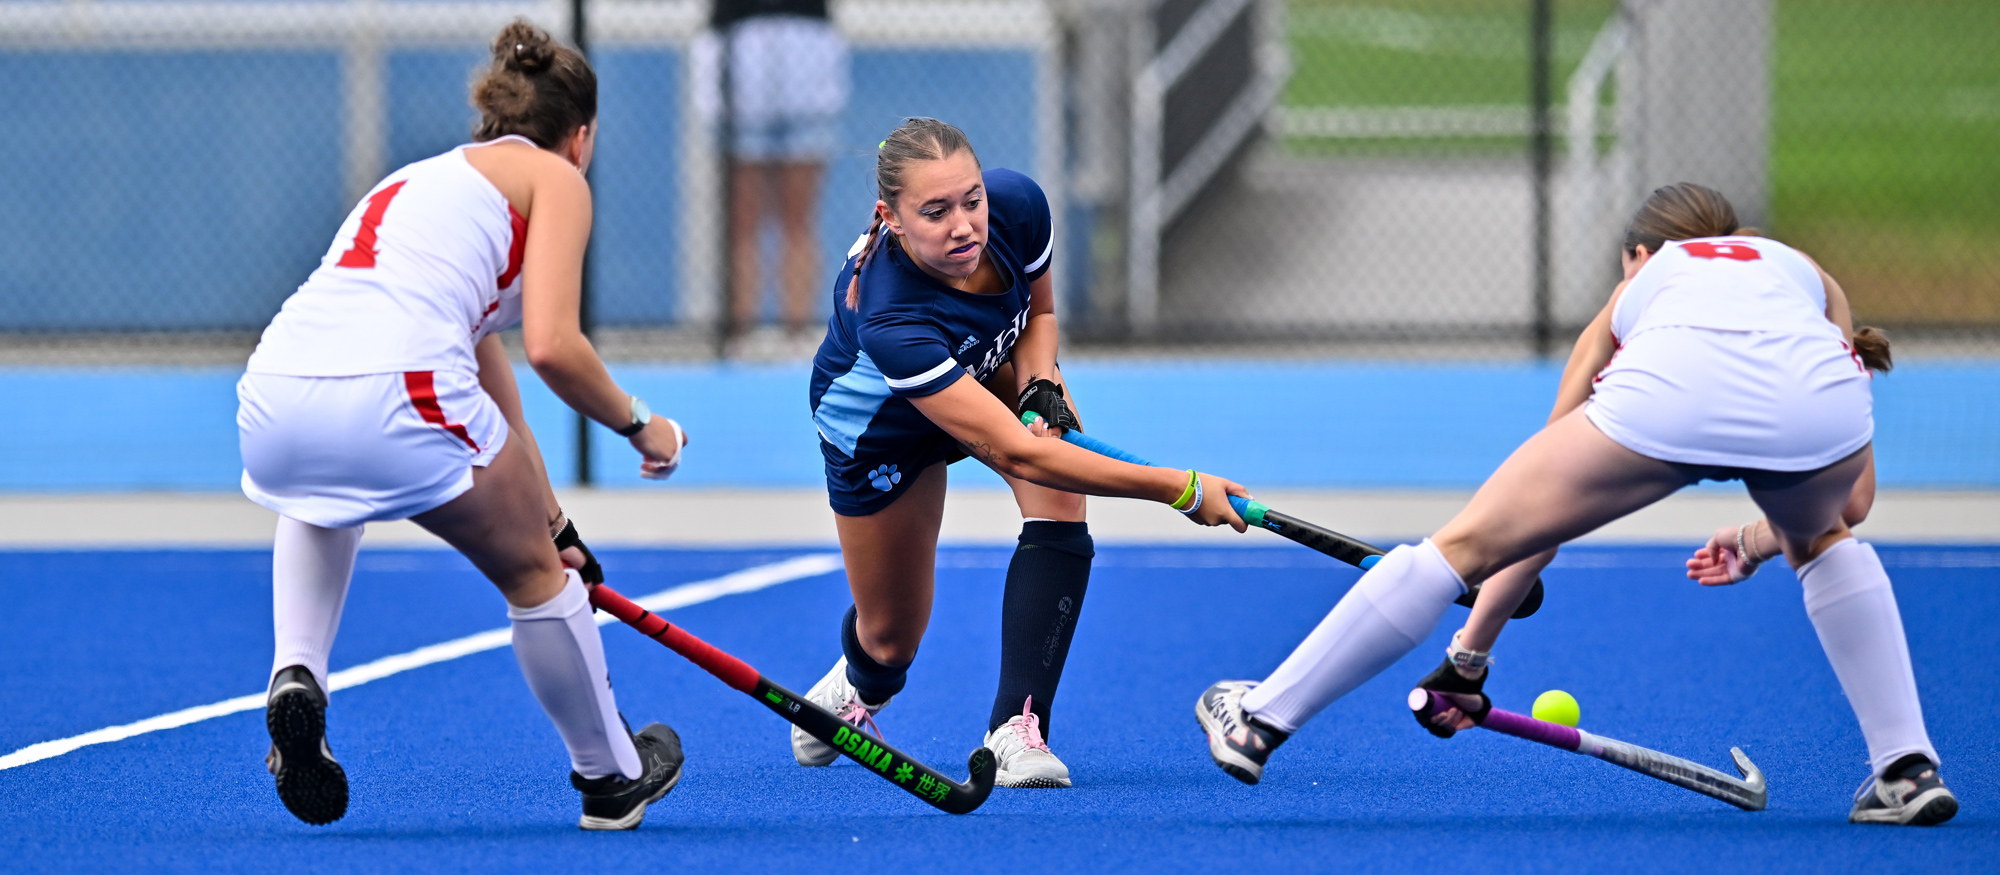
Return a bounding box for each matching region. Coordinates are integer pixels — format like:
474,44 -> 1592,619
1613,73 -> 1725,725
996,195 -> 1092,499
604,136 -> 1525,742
588,584 -> 997,814
1023,414 -> 1543,619
1410,689 -> 1767,810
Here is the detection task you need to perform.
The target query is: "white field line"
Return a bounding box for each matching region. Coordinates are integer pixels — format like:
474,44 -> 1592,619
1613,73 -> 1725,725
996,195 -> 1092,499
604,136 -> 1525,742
0,553 -> 843,772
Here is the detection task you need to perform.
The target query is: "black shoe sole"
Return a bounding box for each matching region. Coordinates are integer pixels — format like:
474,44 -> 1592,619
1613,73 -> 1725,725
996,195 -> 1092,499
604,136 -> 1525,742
1911,795 -> 1959,826
268,687 -> 348,825
579,765 -> 684,831
1852,789 -> 1959,826
1216,759 -> 1261,786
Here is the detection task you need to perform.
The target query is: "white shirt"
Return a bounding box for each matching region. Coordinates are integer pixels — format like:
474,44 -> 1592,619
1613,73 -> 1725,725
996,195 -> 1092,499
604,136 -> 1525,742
1612,236 -> 1839,344
246,136 -> 532,377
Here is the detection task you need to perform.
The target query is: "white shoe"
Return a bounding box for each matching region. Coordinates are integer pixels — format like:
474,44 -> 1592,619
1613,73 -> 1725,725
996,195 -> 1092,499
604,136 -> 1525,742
790,657 -> 890,767
983,697 -> 1072,788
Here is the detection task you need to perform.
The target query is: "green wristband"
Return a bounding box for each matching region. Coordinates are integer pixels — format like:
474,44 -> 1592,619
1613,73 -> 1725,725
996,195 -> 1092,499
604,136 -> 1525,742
1170,469 -> 1199,511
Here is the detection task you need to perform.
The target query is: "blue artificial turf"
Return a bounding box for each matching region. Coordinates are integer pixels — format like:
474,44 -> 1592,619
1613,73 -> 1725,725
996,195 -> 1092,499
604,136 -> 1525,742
0,545 -> 1994,873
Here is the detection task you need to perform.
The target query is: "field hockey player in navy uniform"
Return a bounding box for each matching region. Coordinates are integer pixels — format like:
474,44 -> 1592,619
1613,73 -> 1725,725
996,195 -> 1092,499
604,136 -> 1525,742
801,118 -> 1254,787
236,21 -> 687,830
1196,183 -> 1955,826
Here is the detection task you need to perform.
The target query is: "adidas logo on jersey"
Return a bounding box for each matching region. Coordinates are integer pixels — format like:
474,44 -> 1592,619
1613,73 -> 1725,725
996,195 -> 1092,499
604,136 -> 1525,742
956,335 -> 979,354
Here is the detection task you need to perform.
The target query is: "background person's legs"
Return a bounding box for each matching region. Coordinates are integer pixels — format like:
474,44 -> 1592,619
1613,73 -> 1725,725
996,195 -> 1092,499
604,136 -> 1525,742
727,161 -> 773,335
777,160 -> 825,335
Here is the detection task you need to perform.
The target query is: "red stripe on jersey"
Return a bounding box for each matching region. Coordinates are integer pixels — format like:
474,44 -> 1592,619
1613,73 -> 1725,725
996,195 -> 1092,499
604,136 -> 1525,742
471,298 -> 502,337
1593,342 -> 1624,384
337,181 -> 408,269
403,371 -> 480,450
1681,240 -> 1761,262
1842,341 -> 1870,376
497,205 -> 528,289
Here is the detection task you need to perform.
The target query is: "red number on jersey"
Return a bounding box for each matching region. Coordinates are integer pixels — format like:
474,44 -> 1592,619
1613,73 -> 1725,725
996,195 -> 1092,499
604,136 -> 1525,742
1681,240 -> 1760,262
337,181 -> 408,269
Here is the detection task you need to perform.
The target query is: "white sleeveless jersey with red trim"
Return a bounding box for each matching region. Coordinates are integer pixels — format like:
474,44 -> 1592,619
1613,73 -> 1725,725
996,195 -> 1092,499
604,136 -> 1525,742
1611,236 -> 1838,344
246,136 -> 531,377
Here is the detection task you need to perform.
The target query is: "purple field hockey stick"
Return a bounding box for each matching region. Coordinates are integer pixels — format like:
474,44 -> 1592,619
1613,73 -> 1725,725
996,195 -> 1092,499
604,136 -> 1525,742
1409,689 -> 1767,810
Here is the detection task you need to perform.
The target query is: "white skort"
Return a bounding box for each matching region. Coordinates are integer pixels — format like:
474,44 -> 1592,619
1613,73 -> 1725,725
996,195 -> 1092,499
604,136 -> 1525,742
1585,326 -> 1873,472
238,370 -> 508,528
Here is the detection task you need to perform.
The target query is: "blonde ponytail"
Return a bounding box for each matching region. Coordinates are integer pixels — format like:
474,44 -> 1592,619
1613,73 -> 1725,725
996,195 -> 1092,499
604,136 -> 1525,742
845,213 -> 886,311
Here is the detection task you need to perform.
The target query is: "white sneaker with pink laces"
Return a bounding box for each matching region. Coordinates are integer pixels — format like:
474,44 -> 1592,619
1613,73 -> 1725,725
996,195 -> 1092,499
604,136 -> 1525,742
982,697 -> 1072,788
791,657 -> 890,767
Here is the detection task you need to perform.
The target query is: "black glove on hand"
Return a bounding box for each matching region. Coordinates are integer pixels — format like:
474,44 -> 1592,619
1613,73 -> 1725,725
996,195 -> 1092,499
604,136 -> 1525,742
1412,657 -> 1492,739
553,518 -> 604,585
1017,378 -> 1083,433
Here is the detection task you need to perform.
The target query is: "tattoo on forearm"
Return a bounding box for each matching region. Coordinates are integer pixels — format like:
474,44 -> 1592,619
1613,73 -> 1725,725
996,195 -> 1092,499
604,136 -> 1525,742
961,440 -> 999,467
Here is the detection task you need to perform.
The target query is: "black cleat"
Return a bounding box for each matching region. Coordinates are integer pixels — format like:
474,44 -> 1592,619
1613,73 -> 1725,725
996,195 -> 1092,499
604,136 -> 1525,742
1195,681 -> 1289,785
572,723 -> 685,830
1850,753 -> 1958,826
265,665 -> 348,825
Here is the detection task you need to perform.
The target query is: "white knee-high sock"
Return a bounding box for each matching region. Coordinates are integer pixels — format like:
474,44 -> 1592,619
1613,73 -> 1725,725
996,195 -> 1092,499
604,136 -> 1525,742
1797,538 -> 1939,776
270,516 -> 363,695
1242,539 -> 1467,733
509,571 -> 642,781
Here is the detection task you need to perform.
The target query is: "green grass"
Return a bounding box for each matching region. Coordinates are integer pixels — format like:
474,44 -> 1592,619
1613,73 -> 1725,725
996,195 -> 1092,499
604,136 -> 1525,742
1280,0 -> 2000,326
1772,0 -> 2000,324
1283,0 -> 1617,107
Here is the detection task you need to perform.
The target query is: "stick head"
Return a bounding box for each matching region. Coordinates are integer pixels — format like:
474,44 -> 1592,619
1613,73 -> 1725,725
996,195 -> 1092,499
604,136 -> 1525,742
934,746 -> 998,815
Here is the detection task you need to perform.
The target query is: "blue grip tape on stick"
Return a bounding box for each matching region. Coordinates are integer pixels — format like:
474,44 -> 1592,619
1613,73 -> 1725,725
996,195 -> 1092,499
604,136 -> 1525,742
1021,414 -> 1523,608
1062,429 -> 1152,467
1021,411 -> 1272,527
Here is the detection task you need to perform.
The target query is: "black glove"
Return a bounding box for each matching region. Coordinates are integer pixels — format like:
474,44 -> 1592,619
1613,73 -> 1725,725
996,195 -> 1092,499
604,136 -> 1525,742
553,518 -> 604,585
1454,577 -> 1546,618
1017,378 -> 1083,433
1411,657 -> 1491,739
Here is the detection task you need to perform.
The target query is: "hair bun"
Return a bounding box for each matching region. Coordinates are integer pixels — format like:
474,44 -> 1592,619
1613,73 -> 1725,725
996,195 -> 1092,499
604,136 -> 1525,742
495,20 -> 554,74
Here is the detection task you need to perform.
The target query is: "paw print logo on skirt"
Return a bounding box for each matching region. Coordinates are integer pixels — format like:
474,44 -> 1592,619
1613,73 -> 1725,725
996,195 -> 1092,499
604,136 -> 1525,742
868,464 -> 902,491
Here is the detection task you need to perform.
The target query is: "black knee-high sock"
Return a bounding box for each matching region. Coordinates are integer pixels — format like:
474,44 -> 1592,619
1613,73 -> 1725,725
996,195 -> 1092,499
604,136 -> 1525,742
841,605 -> 910,706
989,520 -> 1094,739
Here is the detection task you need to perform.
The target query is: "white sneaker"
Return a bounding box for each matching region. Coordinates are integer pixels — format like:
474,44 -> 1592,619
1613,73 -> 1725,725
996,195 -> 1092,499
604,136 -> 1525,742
790,657 -> 890,767
982,697 -> 1072,788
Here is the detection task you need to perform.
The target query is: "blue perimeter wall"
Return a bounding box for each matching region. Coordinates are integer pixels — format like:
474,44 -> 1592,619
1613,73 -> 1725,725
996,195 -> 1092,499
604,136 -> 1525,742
2,361 -> 1995,492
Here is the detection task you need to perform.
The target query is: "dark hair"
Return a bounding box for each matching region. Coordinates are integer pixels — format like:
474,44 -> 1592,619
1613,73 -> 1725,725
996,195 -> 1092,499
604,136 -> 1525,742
1623,182 -> 1740,257
845,118 -> 980,310
1623,182 -> 1893,372
1852,326 -> 1892,373
470,19 -> 597,149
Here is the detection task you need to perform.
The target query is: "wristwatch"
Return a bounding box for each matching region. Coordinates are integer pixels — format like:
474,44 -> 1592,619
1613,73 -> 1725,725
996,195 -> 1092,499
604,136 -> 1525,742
615,396 -> 651,437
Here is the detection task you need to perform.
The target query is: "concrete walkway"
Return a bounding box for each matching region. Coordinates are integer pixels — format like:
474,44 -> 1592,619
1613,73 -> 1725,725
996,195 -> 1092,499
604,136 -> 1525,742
5,489 -> 1995,549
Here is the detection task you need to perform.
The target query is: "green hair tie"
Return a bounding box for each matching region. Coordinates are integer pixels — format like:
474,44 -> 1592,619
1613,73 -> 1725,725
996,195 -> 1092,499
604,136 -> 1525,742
878,140 -> 886,149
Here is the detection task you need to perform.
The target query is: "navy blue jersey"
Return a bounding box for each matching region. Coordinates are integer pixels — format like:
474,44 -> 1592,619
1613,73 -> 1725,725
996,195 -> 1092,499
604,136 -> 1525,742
809,167 -> 1053,514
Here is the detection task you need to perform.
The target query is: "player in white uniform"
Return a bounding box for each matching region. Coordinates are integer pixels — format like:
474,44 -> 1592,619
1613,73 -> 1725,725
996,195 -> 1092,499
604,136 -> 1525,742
1196,183 -> 1956,826
237,21 -> 689,830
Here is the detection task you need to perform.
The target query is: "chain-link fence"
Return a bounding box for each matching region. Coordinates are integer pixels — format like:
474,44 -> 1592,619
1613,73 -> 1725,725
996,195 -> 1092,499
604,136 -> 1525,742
1078,0 -> 2000,353
0,0 -> 1993,360
0,0 -> 1058,362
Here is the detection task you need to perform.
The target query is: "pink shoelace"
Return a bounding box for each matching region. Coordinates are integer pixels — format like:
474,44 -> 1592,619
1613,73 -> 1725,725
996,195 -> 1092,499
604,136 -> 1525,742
835,698 -> 883,740
1009,697 -> 1050,752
